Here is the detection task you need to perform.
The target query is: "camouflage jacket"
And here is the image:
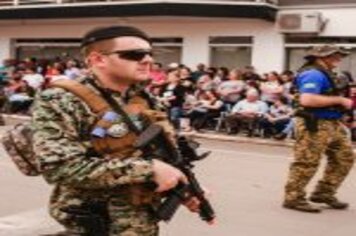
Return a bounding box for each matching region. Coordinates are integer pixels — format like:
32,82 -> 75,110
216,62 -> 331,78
32,77 -> 162,189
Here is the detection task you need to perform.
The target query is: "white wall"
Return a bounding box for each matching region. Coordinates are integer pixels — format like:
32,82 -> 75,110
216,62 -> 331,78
0,17 -> 285,73
0,37 -> 11,66
136,18 -> 285,73
280,7 -> 356,37
253,29 -> 285,73
2,7 -> 356,72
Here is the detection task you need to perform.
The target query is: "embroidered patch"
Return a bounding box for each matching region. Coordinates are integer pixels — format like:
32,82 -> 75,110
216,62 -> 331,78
107,123 -> 129,138
303,83 -> 317,89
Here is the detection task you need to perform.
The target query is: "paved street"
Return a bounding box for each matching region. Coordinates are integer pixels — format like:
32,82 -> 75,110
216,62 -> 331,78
0,126 -> 356,236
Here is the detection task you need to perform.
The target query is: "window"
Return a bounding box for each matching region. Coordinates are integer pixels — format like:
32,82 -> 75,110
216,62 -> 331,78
209,36 -> 252,69
152,37 -> 182,68
285,36 -> 356,76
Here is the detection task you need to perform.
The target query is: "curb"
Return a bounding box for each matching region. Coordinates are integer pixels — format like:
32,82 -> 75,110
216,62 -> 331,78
181,131 -> 294,148
0,113 -> 295,148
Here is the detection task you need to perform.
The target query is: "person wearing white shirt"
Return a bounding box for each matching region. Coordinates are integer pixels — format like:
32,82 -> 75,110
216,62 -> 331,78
22,67 -> 44,90
225,89 -> 268,136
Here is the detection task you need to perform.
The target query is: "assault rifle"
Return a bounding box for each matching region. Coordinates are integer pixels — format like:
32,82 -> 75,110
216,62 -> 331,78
135,124 -> 215,223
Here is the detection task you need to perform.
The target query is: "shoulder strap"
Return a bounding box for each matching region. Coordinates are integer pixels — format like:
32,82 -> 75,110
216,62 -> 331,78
87,79 -> 141,135
50,79 -> 141,135
49,79 -> 110,115
297,64 -> 338,94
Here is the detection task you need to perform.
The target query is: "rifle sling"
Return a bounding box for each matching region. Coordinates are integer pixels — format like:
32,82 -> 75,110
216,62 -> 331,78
87,79 -> 141,135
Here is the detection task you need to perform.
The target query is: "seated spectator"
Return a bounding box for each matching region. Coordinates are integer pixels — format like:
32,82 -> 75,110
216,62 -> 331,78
7,84 -> 34,114
260,96 -> 293,138
186,90 -> 224,131
4,72 -> 34,114
224,89 -> 268,136
64,59 -> 81,80
3,71 -> 26,95
274,118 -> 295,140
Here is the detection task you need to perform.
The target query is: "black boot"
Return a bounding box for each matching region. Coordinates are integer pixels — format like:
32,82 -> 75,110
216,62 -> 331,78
309,196 -> 349,209
283,200 -> 321,213
274,132 -> 287,140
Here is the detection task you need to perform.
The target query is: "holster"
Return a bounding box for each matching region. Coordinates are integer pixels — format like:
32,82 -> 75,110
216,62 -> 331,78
61,201 -> 109,236
295,110 -> 319,133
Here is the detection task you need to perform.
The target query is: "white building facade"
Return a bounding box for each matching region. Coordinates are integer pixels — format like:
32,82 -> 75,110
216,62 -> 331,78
0,0 -> 356,75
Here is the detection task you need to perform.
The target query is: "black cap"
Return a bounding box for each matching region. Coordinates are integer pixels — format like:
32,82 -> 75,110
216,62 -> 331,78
81,25 -> 151,48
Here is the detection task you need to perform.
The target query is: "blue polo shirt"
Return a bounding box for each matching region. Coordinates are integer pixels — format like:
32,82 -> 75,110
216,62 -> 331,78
296,69 -> 342,119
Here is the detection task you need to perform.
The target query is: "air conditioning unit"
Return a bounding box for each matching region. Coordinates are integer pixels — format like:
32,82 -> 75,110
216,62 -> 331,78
277,12 -> 325,34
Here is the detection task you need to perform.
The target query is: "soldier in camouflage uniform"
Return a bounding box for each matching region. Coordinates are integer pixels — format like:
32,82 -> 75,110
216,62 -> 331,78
283,45 -> 355,213
32,26 -> 199,235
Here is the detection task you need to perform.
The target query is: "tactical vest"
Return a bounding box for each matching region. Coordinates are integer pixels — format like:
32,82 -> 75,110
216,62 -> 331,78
2,78 -> 174,175
293,63 -> 339,113
48,79 -> 175,161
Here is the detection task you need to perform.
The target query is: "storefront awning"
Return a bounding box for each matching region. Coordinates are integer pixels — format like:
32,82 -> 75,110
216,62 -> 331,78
0,2 -> 277,21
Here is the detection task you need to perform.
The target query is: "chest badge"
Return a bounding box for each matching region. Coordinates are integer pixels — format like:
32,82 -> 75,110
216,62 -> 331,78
107,122 -> 129,138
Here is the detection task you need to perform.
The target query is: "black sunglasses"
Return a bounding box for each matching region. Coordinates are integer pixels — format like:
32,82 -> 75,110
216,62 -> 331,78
104,49 -> 153,61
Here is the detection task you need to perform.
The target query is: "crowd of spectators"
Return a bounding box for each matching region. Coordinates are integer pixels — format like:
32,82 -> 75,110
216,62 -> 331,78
150,62 -> 297,140
1,57 -> 355,141
0,57 -> 86,114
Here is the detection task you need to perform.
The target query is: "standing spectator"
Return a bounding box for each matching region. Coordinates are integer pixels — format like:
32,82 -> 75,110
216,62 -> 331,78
0,59 -> 12,84
214,67 -> 229,84
217,68 -> 246,107
45,62 -> 63,80
187,90 -> 224,131
191,63 -> 206,82
159,68 -> 186,129
242,65 -> 261,89
149,62 -> 167,87
260,71 -> 284,106
260,96 -> 293,138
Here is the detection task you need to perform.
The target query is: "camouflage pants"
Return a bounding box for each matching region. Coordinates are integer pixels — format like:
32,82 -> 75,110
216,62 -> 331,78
49,185 -> 159,236
284,118 -> 355,203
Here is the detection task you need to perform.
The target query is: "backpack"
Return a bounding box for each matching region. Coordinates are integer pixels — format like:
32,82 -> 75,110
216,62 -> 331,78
1,79 -> 112,176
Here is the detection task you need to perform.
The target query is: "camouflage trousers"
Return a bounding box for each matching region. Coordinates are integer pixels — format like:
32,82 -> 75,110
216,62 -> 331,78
49,185 -> 159,236
284,118 -> 355,203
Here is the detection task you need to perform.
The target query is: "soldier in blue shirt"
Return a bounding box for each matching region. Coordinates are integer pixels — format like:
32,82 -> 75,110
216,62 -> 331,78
283,45 -> 355,213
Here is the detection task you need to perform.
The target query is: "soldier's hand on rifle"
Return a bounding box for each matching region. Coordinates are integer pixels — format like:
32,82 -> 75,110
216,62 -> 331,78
152,159 -> 188,192
183,196 -> 200,213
